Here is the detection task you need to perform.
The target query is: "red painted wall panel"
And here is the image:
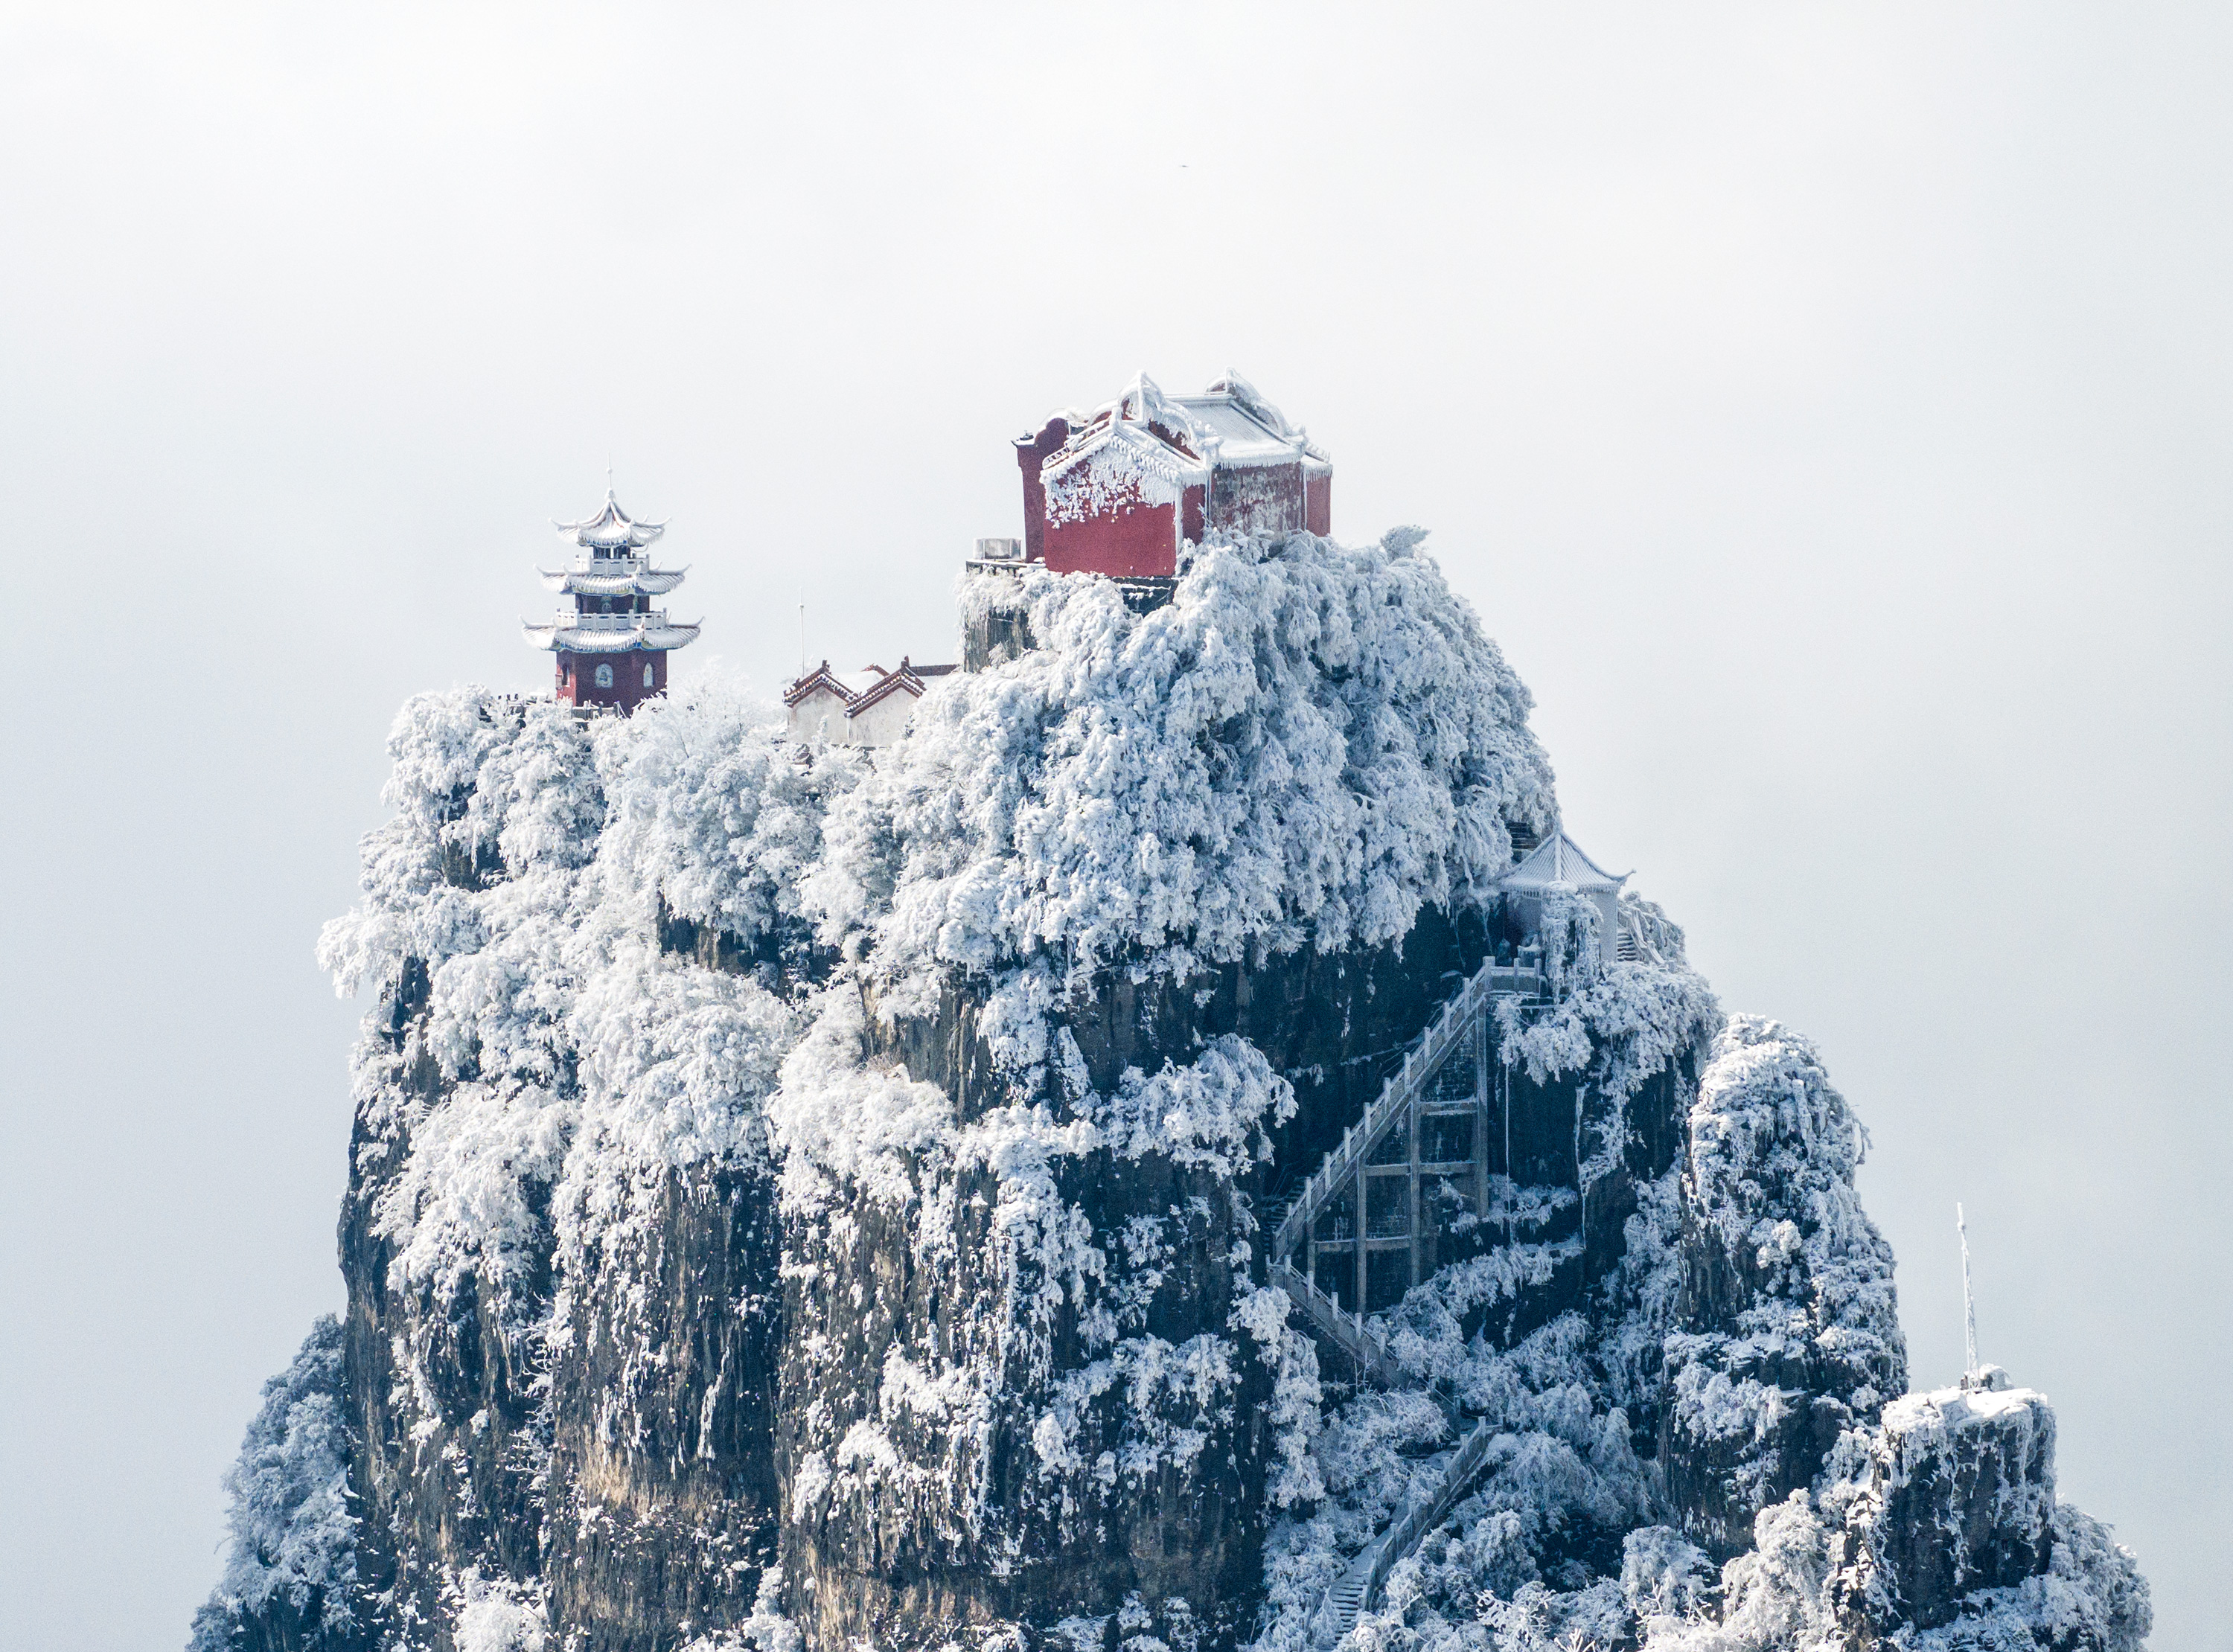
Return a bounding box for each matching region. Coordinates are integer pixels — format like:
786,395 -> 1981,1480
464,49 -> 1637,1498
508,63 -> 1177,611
1042,501 -> 1178,578
1209,462 -> 1307,538
1306,474 -> 1332,537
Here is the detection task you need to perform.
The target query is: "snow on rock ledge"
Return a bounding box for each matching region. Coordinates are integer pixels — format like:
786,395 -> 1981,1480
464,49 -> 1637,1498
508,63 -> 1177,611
1631,1377 -> 2147,1652
1843,1383 -> 2057,1631
1662,1014 -> 1905,1557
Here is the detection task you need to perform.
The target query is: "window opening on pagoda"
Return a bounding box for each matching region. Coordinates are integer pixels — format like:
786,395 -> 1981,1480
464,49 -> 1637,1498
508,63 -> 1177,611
595,663 -> 614,688
642,664 -> 654,688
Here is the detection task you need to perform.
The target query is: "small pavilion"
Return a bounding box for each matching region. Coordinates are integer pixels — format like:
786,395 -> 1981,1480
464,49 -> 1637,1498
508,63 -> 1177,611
1495,828 -> 1630,968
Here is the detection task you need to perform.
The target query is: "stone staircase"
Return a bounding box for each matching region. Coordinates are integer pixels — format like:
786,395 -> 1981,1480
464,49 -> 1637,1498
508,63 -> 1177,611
1311,1415 -> 1504,1645
1267,953 -> 1546,1648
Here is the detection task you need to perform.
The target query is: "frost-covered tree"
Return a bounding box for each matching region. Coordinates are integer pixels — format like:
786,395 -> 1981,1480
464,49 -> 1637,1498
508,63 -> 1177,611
188,1317 -> 369,1652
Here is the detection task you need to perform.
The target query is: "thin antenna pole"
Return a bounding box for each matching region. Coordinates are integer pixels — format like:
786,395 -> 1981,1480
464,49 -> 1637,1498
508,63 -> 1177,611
1958,1203 -> 1979,1383
799,604 -> 806,678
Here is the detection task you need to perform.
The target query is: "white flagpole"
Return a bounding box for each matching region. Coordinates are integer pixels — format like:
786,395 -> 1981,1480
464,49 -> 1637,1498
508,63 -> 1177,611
1958,1203 -> 1980,1383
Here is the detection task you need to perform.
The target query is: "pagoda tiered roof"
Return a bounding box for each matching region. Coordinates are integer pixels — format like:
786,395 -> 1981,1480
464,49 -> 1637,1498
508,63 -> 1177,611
523,609 -> 703,653
539,488 -> 691,598
537,565 -> 690,597
555,489 -> 666,552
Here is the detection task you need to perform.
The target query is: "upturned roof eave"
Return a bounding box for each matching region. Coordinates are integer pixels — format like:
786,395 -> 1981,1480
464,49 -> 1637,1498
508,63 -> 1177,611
552,489 -> 668,551
537,566 -> 691,596
524,621 -> 701,654
1495,828 -> 1631,894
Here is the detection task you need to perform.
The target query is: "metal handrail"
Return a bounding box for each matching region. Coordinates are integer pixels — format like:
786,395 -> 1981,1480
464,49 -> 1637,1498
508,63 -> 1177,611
1271,1260 -> 1401,1387
1286,958 -> 1550,1646
1309,1411 -> 1501,1645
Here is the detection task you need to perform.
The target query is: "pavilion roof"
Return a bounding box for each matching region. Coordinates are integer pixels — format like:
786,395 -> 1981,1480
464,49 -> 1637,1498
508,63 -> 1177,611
523,613 -> 700,653
538,565 -> 689,597
1498,827 -> 1629,894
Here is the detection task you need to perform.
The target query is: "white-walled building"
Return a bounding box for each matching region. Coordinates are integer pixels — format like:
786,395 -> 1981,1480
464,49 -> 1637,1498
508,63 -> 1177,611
783,658 -> 956,749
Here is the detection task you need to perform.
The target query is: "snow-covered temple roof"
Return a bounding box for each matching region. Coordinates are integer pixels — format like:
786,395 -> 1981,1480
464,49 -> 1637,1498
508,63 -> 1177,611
1177,371 -> 1331,470
1497,828 -> 1629,894
849,659 -> 941,716
785,662 -> 868,708
541,488 -> 687,595
1042,369 -> 1330,481
554,490 -> 666,553
537,565 -> 689,597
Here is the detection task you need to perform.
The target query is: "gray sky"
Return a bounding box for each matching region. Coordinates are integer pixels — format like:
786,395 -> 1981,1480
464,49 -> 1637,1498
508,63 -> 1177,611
2,4 -> 2227,1648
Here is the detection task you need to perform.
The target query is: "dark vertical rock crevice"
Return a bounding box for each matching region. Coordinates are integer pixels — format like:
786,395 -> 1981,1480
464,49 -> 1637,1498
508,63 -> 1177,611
544,1162 -> 786,1650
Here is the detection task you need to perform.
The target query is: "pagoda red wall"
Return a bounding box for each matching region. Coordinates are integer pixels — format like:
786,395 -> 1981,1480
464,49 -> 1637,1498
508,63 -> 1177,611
557,650 -> 667,714
1306,473 -> 1331,536
1041,501 -> 1179,578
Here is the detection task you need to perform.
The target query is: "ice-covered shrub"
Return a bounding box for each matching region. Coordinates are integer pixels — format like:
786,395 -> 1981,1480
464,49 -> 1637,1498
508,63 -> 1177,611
592,678 -> 863,957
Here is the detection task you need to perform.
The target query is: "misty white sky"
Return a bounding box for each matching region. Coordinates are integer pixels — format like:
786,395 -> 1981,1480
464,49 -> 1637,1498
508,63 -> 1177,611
1,4 -> 2227,1648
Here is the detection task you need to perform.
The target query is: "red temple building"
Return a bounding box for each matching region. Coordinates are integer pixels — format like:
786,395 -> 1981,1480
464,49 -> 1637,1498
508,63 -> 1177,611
1012,370 -> 1331,578
523,490 -> 700,713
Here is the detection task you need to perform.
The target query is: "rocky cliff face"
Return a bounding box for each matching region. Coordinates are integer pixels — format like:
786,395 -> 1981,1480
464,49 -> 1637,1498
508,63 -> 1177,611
191,536 -> 2150,1652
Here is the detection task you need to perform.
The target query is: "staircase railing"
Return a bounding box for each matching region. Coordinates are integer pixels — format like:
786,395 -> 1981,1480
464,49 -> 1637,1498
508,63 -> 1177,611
1276,955 -> 1542,1647
1273,959 -> 1544,1268
1270,1260 -> 1402,1388
1310,1414 -> 1504,1646
1363,1414 -> 1499,1609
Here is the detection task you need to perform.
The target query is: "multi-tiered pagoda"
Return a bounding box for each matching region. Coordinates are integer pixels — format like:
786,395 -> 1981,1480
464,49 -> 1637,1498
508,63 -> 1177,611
523,490 -> 700,712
